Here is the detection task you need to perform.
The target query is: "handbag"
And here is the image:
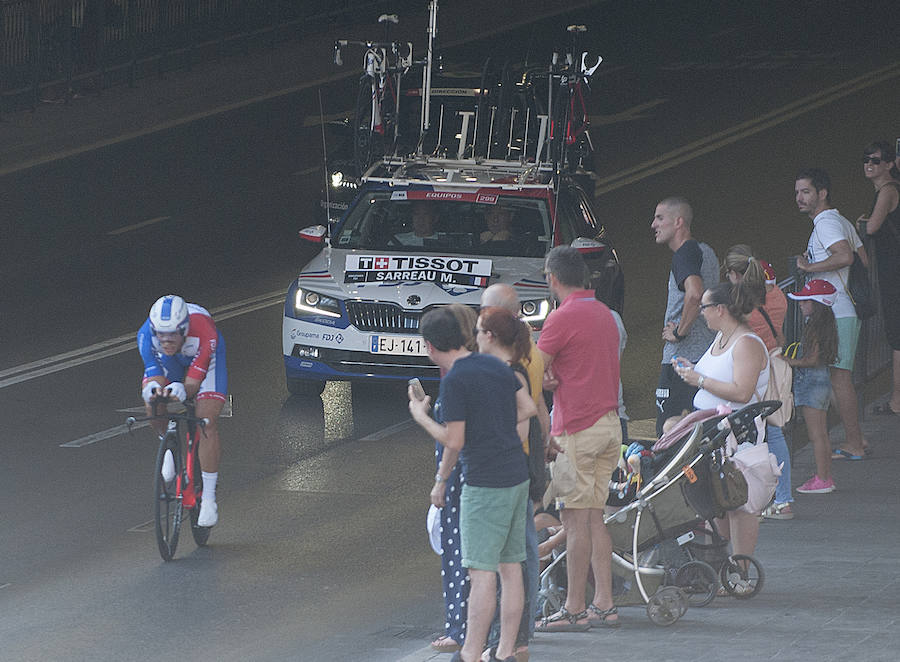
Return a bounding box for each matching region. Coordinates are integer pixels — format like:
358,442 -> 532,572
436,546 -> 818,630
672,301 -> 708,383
709,449 -> 748,514
731,442 -> 782,515
758,308 -> 793,427
542,451 -> 576,508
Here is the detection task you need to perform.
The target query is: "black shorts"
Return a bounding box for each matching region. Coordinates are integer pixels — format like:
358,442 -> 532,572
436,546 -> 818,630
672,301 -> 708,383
655,363 -> 699,437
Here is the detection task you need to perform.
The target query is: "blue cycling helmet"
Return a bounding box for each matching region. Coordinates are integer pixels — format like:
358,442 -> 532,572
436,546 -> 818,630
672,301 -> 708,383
149,295 -> 190,336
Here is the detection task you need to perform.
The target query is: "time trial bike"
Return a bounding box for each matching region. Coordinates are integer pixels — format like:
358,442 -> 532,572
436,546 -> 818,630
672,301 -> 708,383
127,395 -> 211,561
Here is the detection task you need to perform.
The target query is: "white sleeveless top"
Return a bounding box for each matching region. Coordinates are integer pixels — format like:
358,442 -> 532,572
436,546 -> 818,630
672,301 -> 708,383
693,331 -> 769,411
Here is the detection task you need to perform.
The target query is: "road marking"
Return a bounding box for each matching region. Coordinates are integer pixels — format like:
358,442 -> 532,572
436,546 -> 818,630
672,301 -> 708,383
0,290 -> 283,390
294,165 -> 322,177
106,216 -> 171,236
589,98 -> 668,126
302,110 -> 352,127
127,520 -> 155,533
591,60 -> 900,195
60,421 -> 149,448
359,418 -> 415,441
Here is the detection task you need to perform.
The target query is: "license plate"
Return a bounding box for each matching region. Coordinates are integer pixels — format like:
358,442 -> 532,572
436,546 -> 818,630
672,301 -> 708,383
370,335 -> 428,356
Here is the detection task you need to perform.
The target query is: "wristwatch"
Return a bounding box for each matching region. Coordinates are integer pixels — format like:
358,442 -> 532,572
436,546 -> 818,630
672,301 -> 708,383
434,473 -> 445,483
672,327 -> 686,341
697,375 -> 706,389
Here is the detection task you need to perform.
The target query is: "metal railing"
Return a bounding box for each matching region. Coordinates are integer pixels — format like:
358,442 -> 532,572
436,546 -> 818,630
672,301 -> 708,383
779,225 -> 891,405
0,0 -> 419,110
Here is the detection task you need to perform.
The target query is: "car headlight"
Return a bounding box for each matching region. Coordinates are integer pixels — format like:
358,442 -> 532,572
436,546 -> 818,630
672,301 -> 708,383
294,288 -> 342,318
520,299 -> 551,324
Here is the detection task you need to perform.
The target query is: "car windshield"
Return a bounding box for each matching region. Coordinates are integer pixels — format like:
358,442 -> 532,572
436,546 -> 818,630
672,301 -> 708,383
333,191 -> 552,258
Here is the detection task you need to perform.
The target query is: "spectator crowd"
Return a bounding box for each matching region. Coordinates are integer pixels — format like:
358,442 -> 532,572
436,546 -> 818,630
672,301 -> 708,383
410,139 -> 900,662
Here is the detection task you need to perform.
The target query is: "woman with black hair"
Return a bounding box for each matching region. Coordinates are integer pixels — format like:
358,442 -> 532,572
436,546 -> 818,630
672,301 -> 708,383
857,140 -> 900,416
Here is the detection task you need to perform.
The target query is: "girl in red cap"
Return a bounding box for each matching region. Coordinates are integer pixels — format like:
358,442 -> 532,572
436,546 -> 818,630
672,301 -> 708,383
786,280 -> 840,493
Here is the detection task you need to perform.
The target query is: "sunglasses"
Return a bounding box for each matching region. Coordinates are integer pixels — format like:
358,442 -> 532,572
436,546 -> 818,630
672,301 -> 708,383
862,156 -> 883,165
699,302 -> 718,311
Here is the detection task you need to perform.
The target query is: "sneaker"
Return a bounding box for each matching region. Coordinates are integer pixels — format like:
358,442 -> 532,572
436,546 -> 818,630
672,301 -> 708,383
160,449 -> 175,483
796,475 -> 835,494
762,502 -> 794,519
197,500 -> 218,527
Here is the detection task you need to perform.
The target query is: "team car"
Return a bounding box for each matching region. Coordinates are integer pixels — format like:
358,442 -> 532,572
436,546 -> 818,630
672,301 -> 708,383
286,9 -> 621,395
283,156 -> 622,395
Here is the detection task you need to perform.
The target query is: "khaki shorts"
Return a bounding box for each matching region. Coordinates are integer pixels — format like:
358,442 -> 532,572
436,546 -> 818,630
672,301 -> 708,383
555,410 -> 622,510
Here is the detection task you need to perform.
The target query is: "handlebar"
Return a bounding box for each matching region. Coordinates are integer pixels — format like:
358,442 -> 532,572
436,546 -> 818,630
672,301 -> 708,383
333,39 -> 414,71
126,396 -> 210,432
698,400 -> 782,454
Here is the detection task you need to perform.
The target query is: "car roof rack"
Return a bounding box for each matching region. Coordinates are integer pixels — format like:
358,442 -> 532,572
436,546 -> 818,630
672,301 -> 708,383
363,156 -> 556,188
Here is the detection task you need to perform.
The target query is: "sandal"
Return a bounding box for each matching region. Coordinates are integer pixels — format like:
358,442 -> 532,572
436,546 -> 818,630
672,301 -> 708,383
586,604 -> 619,627
535,607 -> 591,632
431,635 -> 461,653
480,646 -> 517,662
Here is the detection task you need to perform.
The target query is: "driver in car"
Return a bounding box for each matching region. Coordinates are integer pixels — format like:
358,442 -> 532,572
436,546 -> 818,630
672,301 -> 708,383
396,201 -> 440,246
480,206 -> 513,243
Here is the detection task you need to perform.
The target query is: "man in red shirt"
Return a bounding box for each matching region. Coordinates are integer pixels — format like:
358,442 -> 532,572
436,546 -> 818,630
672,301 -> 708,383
536,246 -> 622,631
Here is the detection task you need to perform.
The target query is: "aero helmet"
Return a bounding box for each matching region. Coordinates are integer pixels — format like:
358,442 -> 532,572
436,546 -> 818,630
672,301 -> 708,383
149,295 -> 190,336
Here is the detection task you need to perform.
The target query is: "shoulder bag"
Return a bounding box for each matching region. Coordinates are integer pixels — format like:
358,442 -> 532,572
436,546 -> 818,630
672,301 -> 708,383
709,448 -> 748,514
758,307 -> 793,426
844,252 -> 876,320
812,222 -> 875,320
512,363 -> 547,502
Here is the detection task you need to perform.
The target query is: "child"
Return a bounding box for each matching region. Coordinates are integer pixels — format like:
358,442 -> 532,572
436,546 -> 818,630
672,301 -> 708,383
785,280 -> 840,494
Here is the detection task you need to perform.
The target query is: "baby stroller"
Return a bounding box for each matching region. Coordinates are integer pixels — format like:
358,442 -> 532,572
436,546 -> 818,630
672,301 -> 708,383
537,400 -> 779,626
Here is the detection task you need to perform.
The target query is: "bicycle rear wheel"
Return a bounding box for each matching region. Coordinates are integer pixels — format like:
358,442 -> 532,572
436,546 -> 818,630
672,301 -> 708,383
189,447 -> 211,547
154,434 -> 183,561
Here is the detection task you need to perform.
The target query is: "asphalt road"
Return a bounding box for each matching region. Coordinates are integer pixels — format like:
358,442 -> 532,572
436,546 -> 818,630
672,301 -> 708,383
1,1 -> 899,659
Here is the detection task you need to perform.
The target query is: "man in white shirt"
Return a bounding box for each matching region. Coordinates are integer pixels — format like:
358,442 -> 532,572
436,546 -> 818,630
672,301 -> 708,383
794,168 -> 870,459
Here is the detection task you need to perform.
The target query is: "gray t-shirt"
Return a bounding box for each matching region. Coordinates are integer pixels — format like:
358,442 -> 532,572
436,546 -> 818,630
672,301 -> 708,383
662,240 -> 719,363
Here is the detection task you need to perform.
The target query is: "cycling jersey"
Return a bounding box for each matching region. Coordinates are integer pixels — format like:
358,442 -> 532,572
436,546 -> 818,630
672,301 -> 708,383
137,303 -> 227,402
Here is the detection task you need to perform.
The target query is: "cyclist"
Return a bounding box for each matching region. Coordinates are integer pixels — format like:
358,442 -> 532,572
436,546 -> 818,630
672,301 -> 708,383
138,295 -> 227,527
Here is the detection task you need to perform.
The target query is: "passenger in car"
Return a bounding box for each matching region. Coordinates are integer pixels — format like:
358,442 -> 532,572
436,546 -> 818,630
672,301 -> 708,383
396,201 -> 440,246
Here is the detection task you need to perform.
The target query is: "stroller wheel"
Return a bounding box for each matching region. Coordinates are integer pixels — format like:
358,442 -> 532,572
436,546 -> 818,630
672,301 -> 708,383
646,586 -> 687,626
539,586 -> 566,617
673,560 -> 719,608
719,554 -> 764,599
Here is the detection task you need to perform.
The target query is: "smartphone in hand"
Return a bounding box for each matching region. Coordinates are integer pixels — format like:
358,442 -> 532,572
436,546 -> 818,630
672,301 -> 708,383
409,378 -> 427,401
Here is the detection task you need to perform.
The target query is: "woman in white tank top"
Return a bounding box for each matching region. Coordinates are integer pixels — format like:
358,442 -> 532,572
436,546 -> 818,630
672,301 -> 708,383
671,281 -> 770,565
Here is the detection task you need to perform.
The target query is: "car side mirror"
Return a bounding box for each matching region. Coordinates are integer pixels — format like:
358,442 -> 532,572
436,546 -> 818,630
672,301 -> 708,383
570,236 -> 607,255
299,225 -> 329,247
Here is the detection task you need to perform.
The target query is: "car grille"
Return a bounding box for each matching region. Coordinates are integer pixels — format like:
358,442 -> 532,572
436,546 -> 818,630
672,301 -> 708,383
345,301 -> 422,333
345,301 -> 480,333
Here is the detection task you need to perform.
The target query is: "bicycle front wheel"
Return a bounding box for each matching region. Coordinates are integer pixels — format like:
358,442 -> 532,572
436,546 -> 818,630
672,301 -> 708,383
154,434 -> 183,561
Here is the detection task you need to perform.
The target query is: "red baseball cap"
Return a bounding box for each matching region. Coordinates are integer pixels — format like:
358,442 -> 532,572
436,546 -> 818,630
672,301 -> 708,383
759,260 -> 776,285
788,279 -> 836,306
